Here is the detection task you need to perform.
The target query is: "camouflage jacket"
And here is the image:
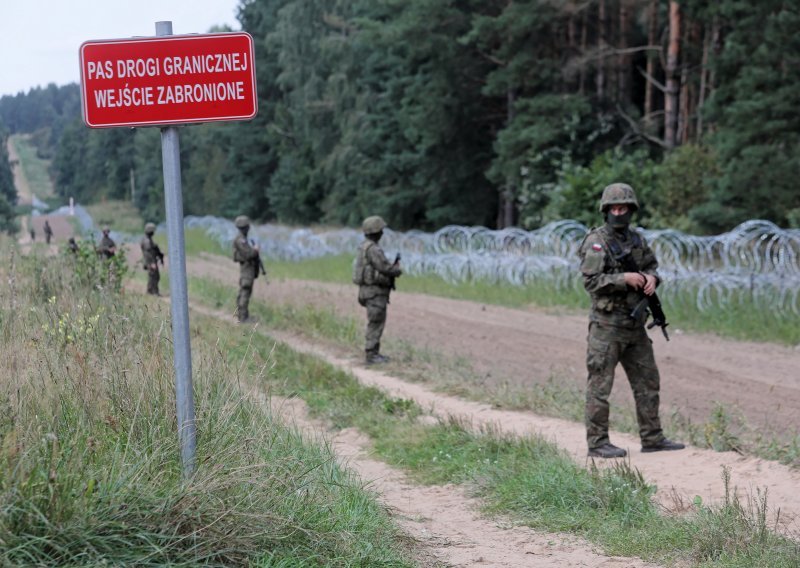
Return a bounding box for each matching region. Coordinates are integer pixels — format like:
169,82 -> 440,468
98,235 -> 116,259
233,234 -> 260,282
578,224 -> 660,328
141,236 -> 163,269
354,240 -> 401,299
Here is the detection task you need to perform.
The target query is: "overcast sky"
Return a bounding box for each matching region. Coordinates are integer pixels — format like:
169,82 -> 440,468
0,0 -> 242,98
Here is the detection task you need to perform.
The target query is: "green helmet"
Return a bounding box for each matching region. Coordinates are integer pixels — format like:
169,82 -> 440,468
599,183 -> 639,213
234,215 -> 251,229
362,215 -> 387,235
144,222 -> 156,234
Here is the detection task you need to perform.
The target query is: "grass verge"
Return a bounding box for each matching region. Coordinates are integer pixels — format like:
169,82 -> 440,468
0,242 -> 415,567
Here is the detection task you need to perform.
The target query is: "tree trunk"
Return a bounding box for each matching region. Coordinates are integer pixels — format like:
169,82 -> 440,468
664,1 -> 680,149
644,0 -> 658,129
579,8 -> 588,94
677,18 -> 691,144
618,0 -> 631,106
596,0 -> 607,101
498,89 -> 517,229
697,22 -> 709,137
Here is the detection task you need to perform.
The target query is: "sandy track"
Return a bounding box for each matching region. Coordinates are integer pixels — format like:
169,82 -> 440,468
272,396 -> 660,568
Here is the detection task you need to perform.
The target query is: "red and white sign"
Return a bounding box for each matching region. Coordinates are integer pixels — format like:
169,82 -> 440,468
80,32 -> 258,128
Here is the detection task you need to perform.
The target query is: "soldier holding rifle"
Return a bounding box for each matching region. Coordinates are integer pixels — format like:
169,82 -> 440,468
578,183 -> 685,459
232,215 -> 265,323
353,216 -> 402,365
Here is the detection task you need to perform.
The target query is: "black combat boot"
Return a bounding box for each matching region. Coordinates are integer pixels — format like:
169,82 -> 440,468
587,443 -> 628,458
641,439 -> 685,453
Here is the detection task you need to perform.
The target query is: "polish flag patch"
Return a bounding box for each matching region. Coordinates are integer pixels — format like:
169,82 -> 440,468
591,243 -> 603,252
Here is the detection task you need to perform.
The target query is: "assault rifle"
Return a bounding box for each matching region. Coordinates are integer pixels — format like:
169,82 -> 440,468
390,253 -> 401,290
613,247 -> 670,341
250,239 -> 267,276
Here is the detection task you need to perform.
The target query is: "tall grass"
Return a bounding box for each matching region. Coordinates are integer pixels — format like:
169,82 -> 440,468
0,241 -> 413,566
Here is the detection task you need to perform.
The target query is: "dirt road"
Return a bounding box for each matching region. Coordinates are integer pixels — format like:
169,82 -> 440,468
183,255 -> 800,532
190,256 -> 799,437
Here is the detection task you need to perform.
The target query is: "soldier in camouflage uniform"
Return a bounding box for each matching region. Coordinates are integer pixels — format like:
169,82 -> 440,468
43,219 -> 53,244
578,183 -> 685,458
140,222 -> 164,296
232,215 -> 262,322
97,226 -> 116,259
353,216 -> 402,364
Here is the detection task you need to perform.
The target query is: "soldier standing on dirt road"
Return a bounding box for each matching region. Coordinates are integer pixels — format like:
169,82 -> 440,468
232,215 -> 262,323
43,219 -> 53,244
353,216 -> 402,365
578,183 -> 685,459
141,222 -> 164,296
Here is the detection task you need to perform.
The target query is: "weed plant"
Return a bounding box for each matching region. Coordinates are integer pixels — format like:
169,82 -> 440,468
0,242 -> 413,567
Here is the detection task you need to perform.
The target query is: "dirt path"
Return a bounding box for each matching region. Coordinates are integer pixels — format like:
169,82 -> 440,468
9,135 -> 75,248
182,255 -> 800,533
252,270 -> 800,439
271,395 -> 660,568
7,136 -> 31,205
176,294 -> 661,567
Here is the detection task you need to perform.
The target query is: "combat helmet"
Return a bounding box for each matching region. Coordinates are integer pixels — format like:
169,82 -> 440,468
362,216 -> 387,235
144,222 -> 156,234
234,215 -> 251,229
599,183 -> 639,213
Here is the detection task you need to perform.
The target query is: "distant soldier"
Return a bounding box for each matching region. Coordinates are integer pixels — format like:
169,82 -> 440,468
141,222 -> 164,296
232,215 -> 263,322
97,226 -> 117,259
578,183 -> 685,458
43,219 -> 53,244
67,237 -> 79,254
353,216 -> 402,364
29,226 -> 35,242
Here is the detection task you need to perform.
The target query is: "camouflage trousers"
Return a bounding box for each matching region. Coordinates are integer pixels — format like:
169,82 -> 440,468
364,295 -> 388,355
236,278 -> 253,322
147,267 -> 160,295
585,321 -> 664,449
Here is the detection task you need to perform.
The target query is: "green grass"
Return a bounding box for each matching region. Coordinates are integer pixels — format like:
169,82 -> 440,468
194,303 -> 800,567
0,243 -> 415,567
84,200 -> 146,235
10,134 -> 55,198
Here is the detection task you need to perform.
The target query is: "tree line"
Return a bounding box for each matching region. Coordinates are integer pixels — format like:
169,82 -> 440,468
1,0 -> 799,234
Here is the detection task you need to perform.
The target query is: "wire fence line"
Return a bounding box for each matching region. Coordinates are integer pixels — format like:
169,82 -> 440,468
181,216 -> 800,316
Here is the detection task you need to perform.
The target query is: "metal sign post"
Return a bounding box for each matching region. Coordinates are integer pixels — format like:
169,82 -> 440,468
156,21 -> 196,478
79,22 -> 258,479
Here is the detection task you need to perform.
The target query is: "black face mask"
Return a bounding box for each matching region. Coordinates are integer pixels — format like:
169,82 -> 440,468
240,226 -> 250,237
369,230 -> 383,242
606,210 -> 633,231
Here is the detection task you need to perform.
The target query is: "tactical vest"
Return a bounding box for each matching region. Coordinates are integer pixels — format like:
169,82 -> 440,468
582,228 -> 648,324
353,241 -> 391,287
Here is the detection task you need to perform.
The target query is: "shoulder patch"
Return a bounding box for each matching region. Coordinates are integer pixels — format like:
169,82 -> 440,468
591,243 -> 603,252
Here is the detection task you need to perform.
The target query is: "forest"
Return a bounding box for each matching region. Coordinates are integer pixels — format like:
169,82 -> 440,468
1,0 -> 799,234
